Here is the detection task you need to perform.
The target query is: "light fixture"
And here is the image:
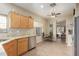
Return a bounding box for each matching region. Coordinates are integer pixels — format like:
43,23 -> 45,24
40,5 -> 44,8
51,15 -> 55,18
47,3 -> 61,18
50,3 -> 56,7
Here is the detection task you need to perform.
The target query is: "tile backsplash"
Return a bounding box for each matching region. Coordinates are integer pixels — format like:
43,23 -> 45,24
8,29 -> 36,36
0,28 -> 36,39
8,29 -> 28,36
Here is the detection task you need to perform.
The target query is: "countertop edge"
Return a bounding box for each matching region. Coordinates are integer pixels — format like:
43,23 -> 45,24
0,35 -> 36,45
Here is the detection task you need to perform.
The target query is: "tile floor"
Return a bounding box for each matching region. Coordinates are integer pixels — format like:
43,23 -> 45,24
23,39 -> 74,56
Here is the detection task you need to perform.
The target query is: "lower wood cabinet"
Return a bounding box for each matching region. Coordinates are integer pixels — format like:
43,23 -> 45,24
3,40 -> 17,56
17,37 -> 28,55
3,37 -> 29,56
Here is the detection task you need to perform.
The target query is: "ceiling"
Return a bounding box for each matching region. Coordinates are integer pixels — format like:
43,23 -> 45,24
0,4 -> 12,15
13,3 -> 75,19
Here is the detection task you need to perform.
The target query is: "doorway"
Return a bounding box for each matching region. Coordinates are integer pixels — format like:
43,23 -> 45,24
56,20 -> 66,43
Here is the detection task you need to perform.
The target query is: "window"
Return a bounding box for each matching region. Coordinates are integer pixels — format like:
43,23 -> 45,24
0,15 -> 7,29
0,15 -> 7,33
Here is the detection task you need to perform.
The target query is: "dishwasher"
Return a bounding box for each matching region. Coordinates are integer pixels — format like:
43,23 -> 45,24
28,36 -> 36,50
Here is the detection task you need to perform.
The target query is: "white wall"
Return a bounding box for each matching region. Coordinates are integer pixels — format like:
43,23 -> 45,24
66,17 -> 74,46
75,4 -> 79,17
52,19 -> 57,41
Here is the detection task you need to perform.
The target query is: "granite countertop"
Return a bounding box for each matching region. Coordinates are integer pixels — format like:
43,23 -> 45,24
0,34 -> 36,45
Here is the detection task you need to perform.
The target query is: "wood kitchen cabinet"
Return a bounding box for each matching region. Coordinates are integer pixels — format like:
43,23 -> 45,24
20,16 -> 29,28
3,37 -> 29,56
9,12 -> 34,29
18,37 -> 28,55
10,12 -> 20,28
3,40 -> 17,56
20,16 -> 34,28
28,16 -> 34,28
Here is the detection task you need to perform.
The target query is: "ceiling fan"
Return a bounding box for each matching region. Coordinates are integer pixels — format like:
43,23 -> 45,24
48,3 -> 61,18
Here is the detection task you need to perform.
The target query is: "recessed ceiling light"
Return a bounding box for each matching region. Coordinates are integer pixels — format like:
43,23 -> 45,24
40,5 -> 44,8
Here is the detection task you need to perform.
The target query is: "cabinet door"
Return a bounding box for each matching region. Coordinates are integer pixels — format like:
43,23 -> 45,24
20,16 -> 29,28
18,38 -> 28,55
10,12 -> 20,28
28,16 -> 34,28
3,40 -> 17,56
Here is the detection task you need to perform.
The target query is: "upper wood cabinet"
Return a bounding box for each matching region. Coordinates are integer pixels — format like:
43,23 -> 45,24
10,12 -> 20,28
3,40 -> 17,56
9,12 -> 34,29
20,16 -> 29,28
28,16 -> 34,28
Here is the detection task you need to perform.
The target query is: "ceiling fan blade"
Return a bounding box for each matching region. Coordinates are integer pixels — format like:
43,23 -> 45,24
51,12 -> 55,16
55,13 -> 61,15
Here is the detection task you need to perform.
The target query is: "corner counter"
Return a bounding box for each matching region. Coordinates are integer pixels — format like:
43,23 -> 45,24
0,34 -> 36,56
